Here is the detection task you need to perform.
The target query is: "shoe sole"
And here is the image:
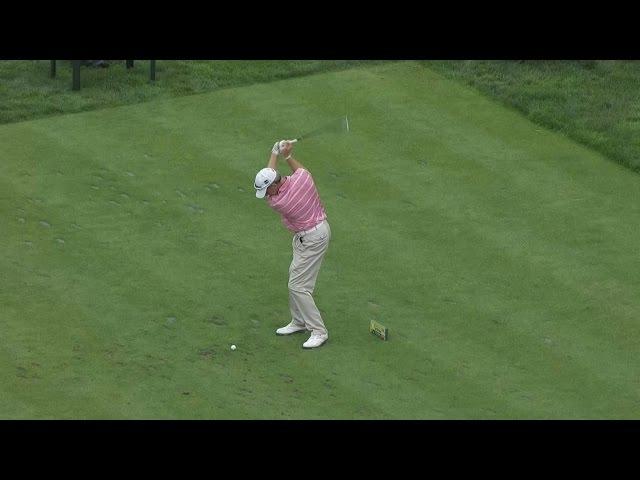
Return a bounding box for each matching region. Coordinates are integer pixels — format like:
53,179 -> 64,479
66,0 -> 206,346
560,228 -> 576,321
275,329 -> 308,336
302,339 -> 328,349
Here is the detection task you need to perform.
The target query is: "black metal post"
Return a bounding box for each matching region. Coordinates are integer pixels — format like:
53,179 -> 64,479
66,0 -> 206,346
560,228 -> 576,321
72,60 -> 81,91
150,60 -> 156,81
50,60 -> 56,78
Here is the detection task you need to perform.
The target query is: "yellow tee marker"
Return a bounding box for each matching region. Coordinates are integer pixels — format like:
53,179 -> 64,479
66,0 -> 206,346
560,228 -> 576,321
369,320 -> 388,341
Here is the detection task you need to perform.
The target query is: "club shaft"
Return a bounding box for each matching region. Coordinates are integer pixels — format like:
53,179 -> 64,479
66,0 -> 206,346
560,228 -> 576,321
291,116 -> 349,143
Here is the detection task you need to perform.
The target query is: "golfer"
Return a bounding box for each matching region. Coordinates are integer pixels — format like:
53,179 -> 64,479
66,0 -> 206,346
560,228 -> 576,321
254,140 -> 331,349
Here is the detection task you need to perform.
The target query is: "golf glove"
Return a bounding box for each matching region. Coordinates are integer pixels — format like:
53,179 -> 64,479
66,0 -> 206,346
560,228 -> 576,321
272,141 -> 281,155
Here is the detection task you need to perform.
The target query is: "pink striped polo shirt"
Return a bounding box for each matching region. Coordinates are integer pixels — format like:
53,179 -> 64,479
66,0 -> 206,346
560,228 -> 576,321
267,168 -> 327,232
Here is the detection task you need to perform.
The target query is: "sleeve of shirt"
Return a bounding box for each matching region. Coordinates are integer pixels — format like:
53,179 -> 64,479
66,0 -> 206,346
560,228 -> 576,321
293,168 -> 309,182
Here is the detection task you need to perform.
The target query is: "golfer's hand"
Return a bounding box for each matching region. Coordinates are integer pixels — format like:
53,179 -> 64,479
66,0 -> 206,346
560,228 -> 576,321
279,140 -> 293,157
271,141 -> 281,156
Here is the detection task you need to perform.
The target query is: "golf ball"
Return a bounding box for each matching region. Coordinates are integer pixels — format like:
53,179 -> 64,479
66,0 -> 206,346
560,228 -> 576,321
230,345 -> 236,351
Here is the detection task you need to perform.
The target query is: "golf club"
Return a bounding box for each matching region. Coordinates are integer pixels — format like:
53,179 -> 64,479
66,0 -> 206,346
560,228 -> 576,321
290,115 -> 349,143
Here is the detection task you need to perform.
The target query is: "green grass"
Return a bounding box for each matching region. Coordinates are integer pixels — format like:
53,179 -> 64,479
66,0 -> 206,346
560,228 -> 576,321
0,60 -> 386,125
424,60 -> 640,173
2,61 -> 640,418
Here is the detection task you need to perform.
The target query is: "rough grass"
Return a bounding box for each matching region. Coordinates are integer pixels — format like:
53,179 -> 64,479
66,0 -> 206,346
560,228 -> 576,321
0,60 -> 387,125
424,60 -> 640,173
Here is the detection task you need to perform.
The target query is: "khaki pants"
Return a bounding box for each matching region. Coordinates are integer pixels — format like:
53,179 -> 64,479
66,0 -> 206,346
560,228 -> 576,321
288,220 -> 331,336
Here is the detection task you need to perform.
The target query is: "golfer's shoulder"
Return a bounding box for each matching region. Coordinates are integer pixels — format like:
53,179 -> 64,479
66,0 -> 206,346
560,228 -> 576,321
292,168 -> 312,180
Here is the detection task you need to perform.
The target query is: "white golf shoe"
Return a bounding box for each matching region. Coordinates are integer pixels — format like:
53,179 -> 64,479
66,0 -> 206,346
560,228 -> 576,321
275,321 -> 307,336
302,332 -> 328,349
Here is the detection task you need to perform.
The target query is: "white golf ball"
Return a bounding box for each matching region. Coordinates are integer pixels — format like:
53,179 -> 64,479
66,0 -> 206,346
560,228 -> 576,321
230,344 -> 236,351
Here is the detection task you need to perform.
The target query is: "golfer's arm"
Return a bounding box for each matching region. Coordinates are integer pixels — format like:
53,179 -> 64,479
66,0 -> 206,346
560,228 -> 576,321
267,153 -> 278,170
286,155 -> 304,172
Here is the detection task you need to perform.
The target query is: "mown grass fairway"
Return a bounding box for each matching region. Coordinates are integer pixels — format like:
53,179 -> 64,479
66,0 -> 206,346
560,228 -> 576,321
2,61 -> 640,419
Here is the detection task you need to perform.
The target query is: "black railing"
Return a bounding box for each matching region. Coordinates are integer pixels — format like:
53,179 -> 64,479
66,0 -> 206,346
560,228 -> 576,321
49,60 -> 157,91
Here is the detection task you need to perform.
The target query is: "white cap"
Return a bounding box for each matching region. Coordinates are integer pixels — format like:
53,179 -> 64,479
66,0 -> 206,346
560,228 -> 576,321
254,168 -> 277,198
